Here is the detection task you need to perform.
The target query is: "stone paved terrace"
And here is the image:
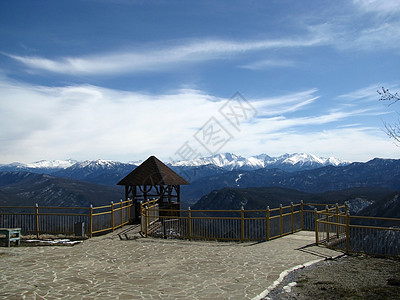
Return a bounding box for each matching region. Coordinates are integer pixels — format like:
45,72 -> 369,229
0,228 -> 342,299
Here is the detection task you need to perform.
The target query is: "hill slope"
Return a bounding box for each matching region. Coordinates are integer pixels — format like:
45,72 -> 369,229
0,171 -> 124,207
182,158 -> 400,203
192,186 -> 398,217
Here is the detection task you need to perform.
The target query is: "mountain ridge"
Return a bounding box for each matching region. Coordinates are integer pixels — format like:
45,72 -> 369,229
171,152 -> 348,171
181,158 -> 400,203
0,152 -> 348,173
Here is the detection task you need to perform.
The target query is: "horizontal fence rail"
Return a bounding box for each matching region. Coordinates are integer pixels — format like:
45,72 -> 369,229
0,200 -> 132,238
142,202 -> 306,242
3,197 -> 400,258
315,208 -> 400,257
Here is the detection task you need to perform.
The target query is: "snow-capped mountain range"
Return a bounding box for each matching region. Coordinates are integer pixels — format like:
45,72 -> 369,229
0,153 -> 348,173
171,153 -> 348,171
0,159 -> 138,171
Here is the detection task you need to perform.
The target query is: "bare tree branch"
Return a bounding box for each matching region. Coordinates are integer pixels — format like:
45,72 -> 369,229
383,121 -> 400,144
379,87 -> 400,146
378,87 -> 400,105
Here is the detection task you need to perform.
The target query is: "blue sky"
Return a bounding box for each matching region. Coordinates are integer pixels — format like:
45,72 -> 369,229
1,0 -> 400,164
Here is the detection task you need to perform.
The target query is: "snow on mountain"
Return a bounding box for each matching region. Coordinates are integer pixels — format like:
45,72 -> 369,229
269,153 -> 345,167
66,159 -> 138,171
175,153 -> 249,169
172,152 -> 348,171
0,153 -> 347,175
26,159 -> 78,169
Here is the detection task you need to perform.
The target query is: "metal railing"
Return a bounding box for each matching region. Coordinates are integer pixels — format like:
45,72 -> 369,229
315,208 -> 400,257
0,200 -> 132,238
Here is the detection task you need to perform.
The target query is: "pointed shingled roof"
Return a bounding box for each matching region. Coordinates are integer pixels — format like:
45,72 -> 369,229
117,156 -> 189,186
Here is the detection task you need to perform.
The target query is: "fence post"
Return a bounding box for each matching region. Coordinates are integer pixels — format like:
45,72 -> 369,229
145,205 -> 149,237
266,206 -> 270,241
345,212 -> 350,254
120,200 -> 123,226
89,204 -> 93,238
291,202 -> 294,233
279,204 -> 283,237
336,203 -> 339,238
325,205 -> 330,242
300,200 -> 304,230
111,201 -> 114,232
241,206 -> 245,242
188,207 -> 192,241
140,201 -> 143,233
314,208 -> 319,245
127,199 -> 131,223
35,203 -> 39,238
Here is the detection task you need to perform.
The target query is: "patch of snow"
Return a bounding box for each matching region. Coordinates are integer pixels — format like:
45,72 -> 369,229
235,173 -> 244,185
345,198 -> 374,214
283,282 -> 297,293
25,239 -> 83,245
26,159 -> 78,169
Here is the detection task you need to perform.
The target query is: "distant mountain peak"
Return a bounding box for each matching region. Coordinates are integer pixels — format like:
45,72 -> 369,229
172,152 -> 348,171
72,159 -> 137,170
26,159 -> 78,169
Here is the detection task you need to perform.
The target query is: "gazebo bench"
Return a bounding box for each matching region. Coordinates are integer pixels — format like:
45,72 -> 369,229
0,228 -> 21,247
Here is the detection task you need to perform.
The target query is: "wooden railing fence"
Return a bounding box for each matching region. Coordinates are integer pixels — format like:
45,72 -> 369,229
140,200 -> 399,257
315,208 -> 400,257
2,198 -> 399,257
0,200 -> 132,238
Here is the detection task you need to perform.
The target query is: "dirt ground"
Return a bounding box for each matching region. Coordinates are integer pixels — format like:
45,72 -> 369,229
265,255 -> 400,299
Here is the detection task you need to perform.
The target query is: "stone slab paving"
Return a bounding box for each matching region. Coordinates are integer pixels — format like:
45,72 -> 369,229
0,230 -> 342,299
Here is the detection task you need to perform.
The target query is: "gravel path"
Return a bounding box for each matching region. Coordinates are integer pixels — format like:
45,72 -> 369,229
265,255 -> 400,299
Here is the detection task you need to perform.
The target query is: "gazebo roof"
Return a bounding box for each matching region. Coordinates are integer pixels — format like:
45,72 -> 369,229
117,156 -> 189,186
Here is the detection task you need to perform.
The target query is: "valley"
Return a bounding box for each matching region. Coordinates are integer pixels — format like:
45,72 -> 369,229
0,153 -> 399,218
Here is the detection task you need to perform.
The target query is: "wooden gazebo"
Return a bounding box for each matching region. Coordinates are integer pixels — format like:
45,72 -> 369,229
117,156 -> 189,223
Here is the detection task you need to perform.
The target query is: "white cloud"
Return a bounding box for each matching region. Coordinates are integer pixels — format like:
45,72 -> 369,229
337,84 -> 386,102
5,36 -> 325,76
0,78 -> 398,164
239,59 -> 296,70
352,0 -> 400,15
236,127 -> 396,162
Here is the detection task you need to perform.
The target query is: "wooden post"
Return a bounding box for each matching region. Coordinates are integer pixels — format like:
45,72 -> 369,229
127,199 -> 131,224
266,206 -> 270,241
325,205 -> 330,242
241,206 -> 245,242
35,203 -> 39,239
291,202 -> 294,233
314,208 -> 319,245
111,201 -> 114,232
89,204 -> 93,238
140,201 -> 143,234
300,200 -> 304,230
120,200 -> 123,226
345,212 -> 350,254
188,207 -> 192,241
336,203 -> 339,238
279,204 -> 283,237
145,205 -> 149,237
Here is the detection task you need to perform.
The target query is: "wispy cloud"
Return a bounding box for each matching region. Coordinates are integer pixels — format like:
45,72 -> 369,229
239,59 -> 296,70
254,89 -> 319,116
352,0 -> 400,15
5,36 -> 326,76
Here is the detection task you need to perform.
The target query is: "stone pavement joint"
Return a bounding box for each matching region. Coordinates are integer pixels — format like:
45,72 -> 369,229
0,229 -> 342,299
